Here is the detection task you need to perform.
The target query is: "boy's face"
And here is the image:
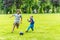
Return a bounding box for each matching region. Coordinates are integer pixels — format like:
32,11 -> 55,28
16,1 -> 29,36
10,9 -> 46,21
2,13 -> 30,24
30,16 -> 33,19
17,11 -> 20,14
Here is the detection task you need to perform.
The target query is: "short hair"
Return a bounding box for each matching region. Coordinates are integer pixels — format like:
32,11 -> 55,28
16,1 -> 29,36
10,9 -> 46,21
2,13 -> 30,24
30,15 -> 33,17
16,9 -> 20,12
16,9 -> 21,13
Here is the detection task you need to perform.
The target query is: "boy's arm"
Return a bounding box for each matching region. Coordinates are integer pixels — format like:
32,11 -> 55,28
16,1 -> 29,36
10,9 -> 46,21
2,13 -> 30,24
10,15 -> 14,18
20,15 -> 22,23
27,19 -> 32,22
21,17 -> 22,22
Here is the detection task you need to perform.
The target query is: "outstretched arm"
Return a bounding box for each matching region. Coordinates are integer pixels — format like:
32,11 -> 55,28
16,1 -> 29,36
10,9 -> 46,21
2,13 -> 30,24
10,15 -> 14,18
27,19 -> 32,22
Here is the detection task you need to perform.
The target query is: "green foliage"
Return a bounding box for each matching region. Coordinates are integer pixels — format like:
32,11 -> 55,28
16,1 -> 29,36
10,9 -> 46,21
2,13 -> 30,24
0,0 -> 60,14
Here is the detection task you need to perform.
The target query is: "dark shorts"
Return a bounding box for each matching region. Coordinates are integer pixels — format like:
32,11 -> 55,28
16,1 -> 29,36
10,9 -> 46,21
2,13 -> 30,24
14,22 -> 19,28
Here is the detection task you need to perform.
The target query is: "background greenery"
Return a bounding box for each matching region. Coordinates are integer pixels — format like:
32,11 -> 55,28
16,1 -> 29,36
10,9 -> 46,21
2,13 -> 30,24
0,0 -> 60,14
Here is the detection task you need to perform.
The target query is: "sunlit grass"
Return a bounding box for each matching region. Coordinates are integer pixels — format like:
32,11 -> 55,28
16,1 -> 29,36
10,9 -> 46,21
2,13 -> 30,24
0,14 -> 60,40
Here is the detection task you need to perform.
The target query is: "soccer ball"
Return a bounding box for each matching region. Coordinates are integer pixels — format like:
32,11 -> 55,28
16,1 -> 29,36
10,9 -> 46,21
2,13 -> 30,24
19,32 -> 24,35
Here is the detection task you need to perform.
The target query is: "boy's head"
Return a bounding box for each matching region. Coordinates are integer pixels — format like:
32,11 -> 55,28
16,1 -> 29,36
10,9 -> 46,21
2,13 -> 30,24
16,9 -> 21,14
30,16 -> 33,19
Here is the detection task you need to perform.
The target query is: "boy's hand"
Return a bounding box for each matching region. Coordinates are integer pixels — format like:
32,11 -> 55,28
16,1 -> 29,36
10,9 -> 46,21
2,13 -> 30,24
27,19 -> 30,22
10,15 -> 13,18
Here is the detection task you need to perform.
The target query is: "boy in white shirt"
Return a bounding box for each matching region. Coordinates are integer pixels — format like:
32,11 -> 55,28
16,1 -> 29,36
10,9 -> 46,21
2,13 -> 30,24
10,9 -> 22,33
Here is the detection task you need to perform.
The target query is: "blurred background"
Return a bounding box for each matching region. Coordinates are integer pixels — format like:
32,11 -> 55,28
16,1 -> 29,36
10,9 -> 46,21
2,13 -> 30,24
0,0 -> 60,14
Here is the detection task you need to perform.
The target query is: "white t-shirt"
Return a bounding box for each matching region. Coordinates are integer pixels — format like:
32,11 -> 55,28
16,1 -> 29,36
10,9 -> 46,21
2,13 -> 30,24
13,14 -> 22,23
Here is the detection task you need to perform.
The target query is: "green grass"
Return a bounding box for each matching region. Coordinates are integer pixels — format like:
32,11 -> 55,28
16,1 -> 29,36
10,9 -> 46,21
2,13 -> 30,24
0,14 -> 60,40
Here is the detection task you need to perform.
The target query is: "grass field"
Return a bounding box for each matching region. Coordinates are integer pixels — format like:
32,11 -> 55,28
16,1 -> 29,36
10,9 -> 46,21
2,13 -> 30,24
0,14 -> 60,40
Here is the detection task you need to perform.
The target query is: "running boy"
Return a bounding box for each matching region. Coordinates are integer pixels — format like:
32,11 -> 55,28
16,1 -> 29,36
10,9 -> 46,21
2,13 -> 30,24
10,9 -> 22,33
26,16 -> 34,32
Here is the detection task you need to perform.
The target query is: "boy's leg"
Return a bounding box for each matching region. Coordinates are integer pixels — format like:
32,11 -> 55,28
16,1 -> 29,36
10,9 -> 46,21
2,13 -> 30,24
11,23 -> 16,33
16,23 -> 19,29
31,25 -> 34,31
31,27 -> 34,31
26,25 -> 31,32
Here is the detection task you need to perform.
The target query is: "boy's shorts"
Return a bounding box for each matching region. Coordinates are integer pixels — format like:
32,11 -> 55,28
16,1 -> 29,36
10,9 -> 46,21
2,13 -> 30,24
14,22 -> 19,26
14,20 -> 20,28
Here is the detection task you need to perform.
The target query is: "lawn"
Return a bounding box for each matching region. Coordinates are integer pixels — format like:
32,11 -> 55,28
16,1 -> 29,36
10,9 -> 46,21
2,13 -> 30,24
0,14 -> 60,40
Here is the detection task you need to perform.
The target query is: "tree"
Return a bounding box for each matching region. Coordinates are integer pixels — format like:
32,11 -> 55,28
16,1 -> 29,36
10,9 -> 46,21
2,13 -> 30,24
51,0 -> 59,13
3,0 -> 14,14
15,0 -> 22,9
39,0 -> 47,13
